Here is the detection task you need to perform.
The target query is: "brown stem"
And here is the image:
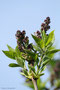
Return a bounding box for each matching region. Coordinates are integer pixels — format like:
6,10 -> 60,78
32,77 -> 38,90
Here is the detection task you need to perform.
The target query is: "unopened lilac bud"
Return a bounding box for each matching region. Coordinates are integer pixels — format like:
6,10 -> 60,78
17,30 -> 21,34
27,44 -> 33,49
47,25 -> 50,30
17,41 -> 20,46
44,19 -> 50,25
25,36 -> 29,40
37,30 -> 41,35
15,30 -> 21,38
41,23 -> 45,27
22,30 -> 26,35
44,25 -> 47,31
46,17 -> 50,21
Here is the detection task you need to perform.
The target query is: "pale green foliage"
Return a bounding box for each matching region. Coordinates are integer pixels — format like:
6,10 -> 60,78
16,57 -> 24,68
2,50 -> 16,60
2,30 -> 60,81
7,44 -> 15,51
9,63 -> 20,67
46,30 -> 55,46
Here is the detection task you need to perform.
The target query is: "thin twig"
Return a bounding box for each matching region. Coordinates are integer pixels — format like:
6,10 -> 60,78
32,77 -> 38,90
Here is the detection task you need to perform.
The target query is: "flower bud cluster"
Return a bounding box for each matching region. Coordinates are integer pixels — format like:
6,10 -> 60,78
41,17 -> 50,32
15,30 -> 33,51
36,30 -> 42,39
35,17 -> 50,39
15,30 -> 29,51
15,17 -> 50,65
15,30 -> 34,65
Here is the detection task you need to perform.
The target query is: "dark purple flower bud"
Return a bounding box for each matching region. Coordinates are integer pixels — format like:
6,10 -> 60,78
22,36 -> 29,44
15,30 -> 21,38
37,30 -> 41,35
41,23 -> 45,27
44,20 -> 50,24
27,44 -> 33,49
15,33 -> 20,37
18,46 -> 21,50
44,25 -> 47,31
22,30 -> 26,35
46,17 -> 50,21
17,41 -> 20,46
25,36 -> 29,42
23,38 -> 25,42
18,46 -> 24,52
25,36 -> 29,40
44,19 -> 47,22
47,25 -> 50,30
17,30 -> 21,34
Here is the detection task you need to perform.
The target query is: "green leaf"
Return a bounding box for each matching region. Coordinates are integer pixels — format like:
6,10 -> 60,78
41,60 -> 49,72
48,59 -> 56,68
20,72 -> 32,79
15,46 -> 22,56
9,63 -> 20,67
31,34 -> 44,49
43,56 -> 50,61
31,34 -> 41,44
32,71 -> 38,79
20,72 -> 28,78
7,44 -> 15,51
32,44 -> 40,51
34,58 -> 39,66
41,66 -> 46,72
2,50 -> 16,60
41,30 -> 47,45
46,42 -> 54,49
42,60 -> 50,67
23,69 -> 28,76
37,78 -> 41,88
48,49 -> 60,54
38,73 -> 44,76
28,65 -> 35,73
46,30 -> 55,46
16,57 -> 24,68
55,80 -> 60,87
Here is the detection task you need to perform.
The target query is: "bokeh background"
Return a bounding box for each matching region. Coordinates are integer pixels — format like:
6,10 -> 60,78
0,0 -> 60,90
